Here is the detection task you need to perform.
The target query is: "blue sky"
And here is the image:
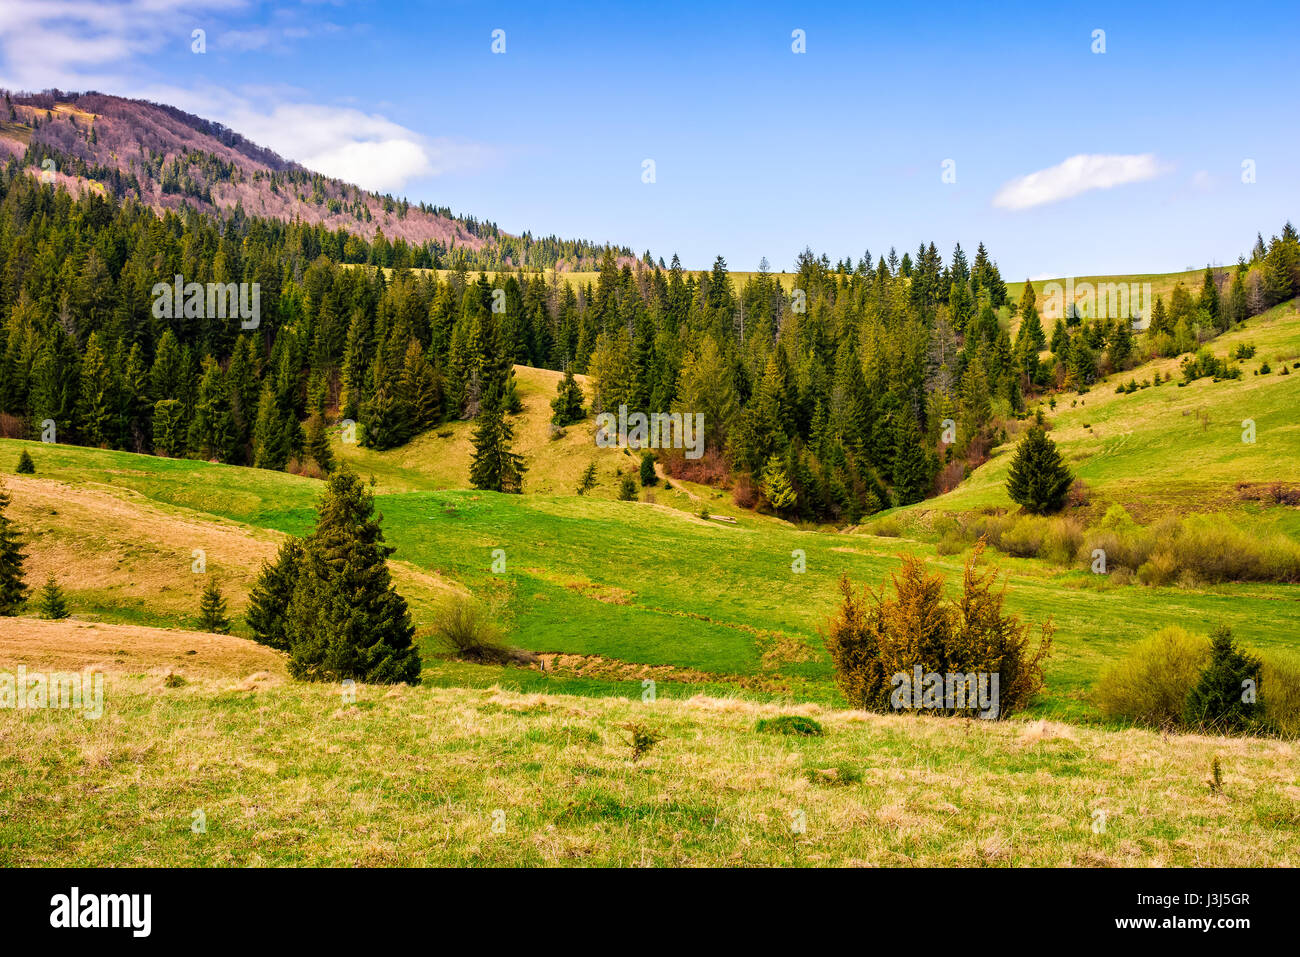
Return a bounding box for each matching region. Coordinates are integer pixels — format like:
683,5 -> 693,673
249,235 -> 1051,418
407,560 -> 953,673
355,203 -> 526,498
1,0 -> 1297,278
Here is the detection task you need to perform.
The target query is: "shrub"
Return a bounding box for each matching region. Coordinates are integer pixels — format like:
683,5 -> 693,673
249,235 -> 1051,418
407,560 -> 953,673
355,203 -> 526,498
1168,516 -> 1300,583
823,544 -> 1052,719
999,515 -> 1048,557
1183,627 -> 1262,733
867,515 -> 901,537
935,530 -> 967,556
1136,550 -> 1179,586
618,473 -> 638,501
755,715 -> 824,736
1259,651 -> 1300,738
731,473 -> 757,508
623,723 -> 663,761
805,762 -> 862,786
1094,626 -> 1208,729
14,450 -> 33,474
1041,517 -> 1084,566
432,593 -> 527,664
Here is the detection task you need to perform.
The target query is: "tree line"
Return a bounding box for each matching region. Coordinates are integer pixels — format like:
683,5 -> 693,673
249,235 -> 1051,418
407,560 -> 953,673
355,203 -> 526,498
0,165 -> 1294,520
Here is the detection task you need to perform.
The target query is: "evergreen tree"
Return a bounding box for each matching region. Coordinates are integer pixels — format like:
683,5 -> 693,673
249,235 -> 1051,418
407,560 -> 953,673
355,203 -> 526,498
76,332 -> 116,447
251,383 -> 290,469
576,461 -> 598,495
469,380 -> 526,493
37,574 -> 69,620
152,399 -> 188,457
618,473 -> 638,500
283,469 -> 421,684
0,480 -> 26,614
1006,426 -> 1072,514
639,450 -> 658,486
305,414 -> 335,474
248,538 -> 305,651
15,450 -> 34,474
760,454 -> 797,511
890,418 -> 931,506
197,578 -> 231,634
1183,626 -> 1261,733
550,366 -> 586,426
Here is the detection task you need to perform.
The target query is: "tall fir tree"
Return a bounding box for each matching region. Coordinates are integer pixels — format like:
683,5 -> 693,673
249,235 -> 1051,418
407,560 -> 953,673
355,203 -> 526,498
469,380 -> 526,493
282,469 -> 421,684
0,480 -> 26,614
1006,425 -> 1073,514
198,578 -> 231,634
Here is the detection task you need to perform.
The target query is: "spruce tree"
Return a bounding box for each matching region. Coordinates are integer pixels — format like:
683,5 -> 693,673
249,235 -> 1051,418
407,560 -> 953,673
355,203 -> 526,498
38,574 -> 69,620
283,469 -> 421,684
550,367 -> 586,426
0,481 -> 26,614
305,414 -> 335,474
1183,626 -> 1261,733
152,399 -> 188,457
639,450 -> 658,486
469,381 -> 526,493
618,473 -> 638,501
890,419 -> 931,506
760,454 -> 797,511
198,579 -> 231,634
576,461 -> 598,495
15,450 -> 34,474
1006,425 -> 1072,514
247,538 -> 304,651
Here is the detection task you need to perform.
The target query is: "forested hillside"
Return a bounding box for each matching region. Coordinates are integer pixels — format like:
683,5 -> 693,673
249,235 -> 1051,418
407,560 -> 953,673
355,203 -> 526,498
1,133 -> 1297,522
0,90 -> 633,271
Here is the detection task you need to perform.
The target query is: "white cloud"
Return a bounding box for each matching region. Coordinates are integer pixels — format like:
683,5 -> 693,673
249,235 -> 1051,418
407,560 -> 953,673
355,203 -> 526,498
992,154 -> 1167,210
0,1 -> 498,193
216,101 -> 498,192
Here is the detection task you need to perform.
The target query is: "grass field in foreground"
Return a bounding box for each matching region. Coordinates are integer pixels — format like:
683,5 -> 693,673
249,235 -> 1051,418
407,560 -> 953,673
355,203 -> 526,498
1,619 -> 1296,867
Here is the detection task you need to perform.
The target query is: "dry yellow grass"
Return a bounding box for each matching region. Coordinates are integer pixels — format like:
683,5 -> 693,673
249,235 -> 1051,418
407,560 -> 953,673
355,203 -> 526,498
7,473 -> 462,626
1,621 -> 1295,866
0,616 -> 286,680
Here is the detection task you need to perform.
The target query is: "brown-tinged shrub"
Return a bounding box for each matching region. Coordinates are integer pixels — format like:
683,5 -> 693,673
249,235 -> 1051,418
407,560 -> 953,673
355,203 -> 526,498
823,543 -> 1052,719
433,593 -> 533,665
0,413 -> 25,439
731,472 -> 757,508
659,447 -> 729,486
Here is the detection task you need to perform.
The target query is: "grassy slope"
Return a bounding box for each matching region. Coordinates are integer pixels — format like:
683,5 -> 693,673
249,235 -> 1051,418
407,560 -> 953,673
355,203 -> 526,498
1004,269 -> 1205,315
910,298 -> 1300,527
2,619 -> 1295,867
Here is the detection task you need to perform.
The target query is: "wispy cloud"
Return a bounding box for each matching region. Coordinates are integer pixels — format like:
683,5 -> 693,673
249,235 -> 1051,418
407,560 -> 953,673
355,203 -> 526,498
992,154 -> 1167,210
